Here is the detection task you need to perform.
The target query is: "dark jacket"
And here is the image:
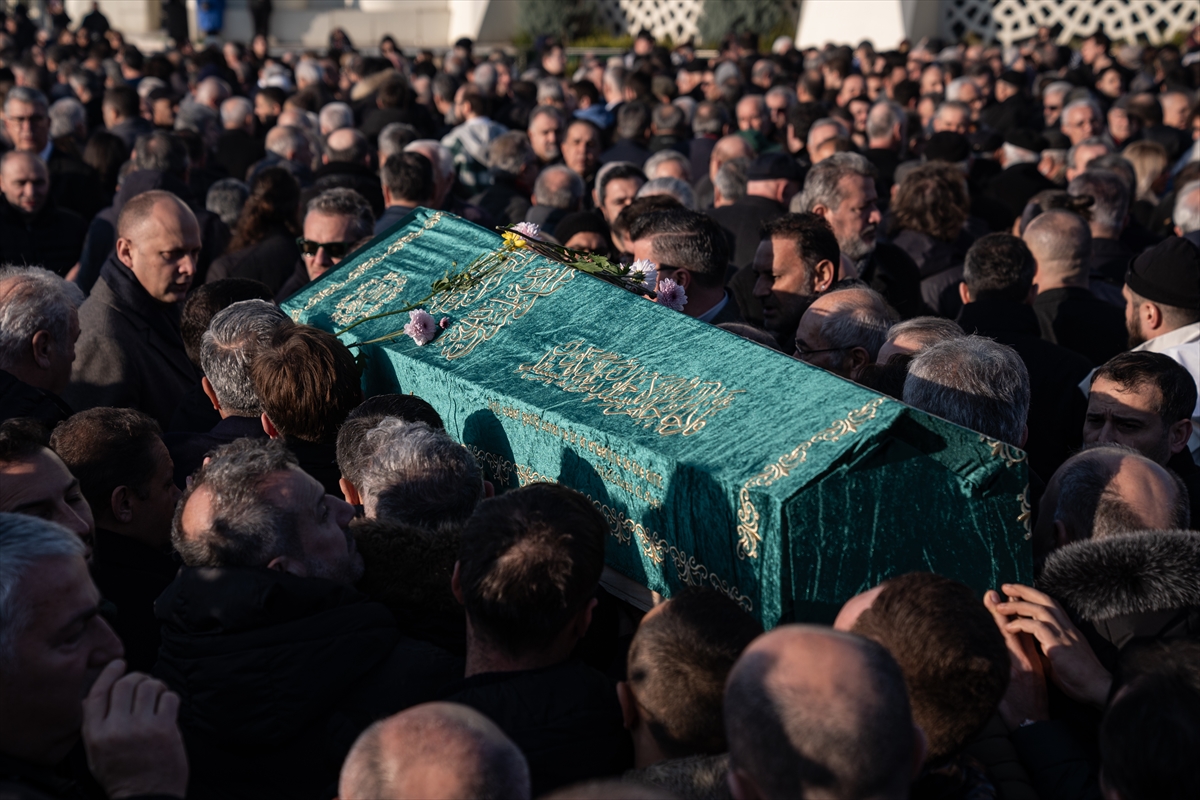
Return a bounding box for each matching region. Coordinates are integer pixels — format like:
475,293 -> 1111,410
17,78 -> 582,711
1031,286 -> 1127,367
90,528 -> 178,673
1085,237 -> 1133,288
441,659 -> 633,796
275,260 -> 311,303
707,195 -> 787,269
307,161 -> 385,218
214,128 -> 265,183
107,117 -> 156,152
891,227 -> 973,318
360,105 -> 436,146
865,148 -> 900,208
166,381 -> 221,436
470,176 -> 531,226
63,254 -> 199,430
154,567 -> 462,800
46,143 -> 104,221
958,300 -> 1092,478
163,414 -> 268,488
0,198 -> 88,276
0,369 -> 72,428
285,436 -> 344,499
1167,448 -> 1200,530
207,228 -> 301,295
689,136 -> 718,195
374,203 -> 418,235
985,162 -> 1057,223
599,139 -> 652,168
856,241 -> 931,320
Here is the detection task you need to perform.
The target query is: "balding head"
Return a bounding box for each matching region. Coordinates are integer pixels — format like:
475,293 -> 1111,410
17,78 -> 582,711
0,150 -> 50,215
115,190 -> 201,303
710,134 -> 755,181
794,285 -> 897,380
265,125 -> 311,165
1024,209 -> 1092,289
325,127 -> 369,165
338,702 -> 530,800
725,625 -> 920,800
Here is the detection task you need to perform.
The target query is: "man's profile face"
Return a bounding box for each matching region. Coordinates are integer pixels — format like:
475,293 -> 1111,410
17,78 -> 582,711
0,553 -> 123,765
3,99 -> 50,153
0,154 -> 50,215
302,211 -> 360,281
808,122 -> 840,155
46,310 -> 80,396
753,238 -> 817,341
824,175 -> 880,262
1042,91 -> 1065,127
1062,105 -> 1101,145
260,467 -> 362,584
562,122 -> 600,177
0,448 -> 95,542
118,200 -> 201,304
254,93 -> 280,124
527,113 -> 561,163
130,438 -> 183,549
920,67 -> 943,96
599,177 -> 641,224
1122,284 -> 1148,348
1083,377 -> 1177,465
793,297 -> 847,376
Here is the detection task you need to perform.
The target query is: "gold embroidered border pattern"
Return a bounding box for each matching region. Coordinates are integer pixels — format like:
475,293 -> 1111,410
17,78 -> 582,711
980,435 -> 1027,468
735,398 -> 886,560
1018,485 -> 1031,539
434,253 -> 577,361
465,446 -> 752,611
291,211 -> 444,320
516,340 -> 744,437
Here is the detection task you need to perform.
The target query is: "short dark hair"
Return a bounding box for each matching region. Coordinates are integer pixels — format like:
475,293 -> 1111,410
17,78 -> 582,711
786,101 -> 826,146
457,84 -> 487,117
134,131 -> 189,179
258,86 -> 287,109
102,85 -> 139,118
49,409 -> 163,516
1100,672 -> 1200,800
381,152 -> 435,205
353,517 -> 462,625
852,573 -> 1009,761
570,80 -> 600,106
377,75 -> 409,108
627,588 -> 762,758
250,324 -> 363,444
627,208 -> 730,288
0,418 -> 49,464
611,194 -> 680,239
892,79 -> 920,107
617,101 -> 652,141
962,233 -> 1036,303
1092,352 -> 1198,429
457,483 -> 606,657
761,212 -> 840,270
180,278 -> 274,367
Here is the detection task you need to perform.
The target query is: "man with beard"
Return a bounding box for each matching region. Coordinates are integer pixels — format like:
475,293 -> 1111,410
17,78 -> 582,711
793,153 -> 928,319
752,213 -> 840,351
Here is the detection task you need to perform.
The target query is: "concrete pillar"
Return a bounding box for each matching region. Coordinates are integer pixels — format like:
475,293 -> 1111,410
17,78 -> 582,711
797,0 -> 940,50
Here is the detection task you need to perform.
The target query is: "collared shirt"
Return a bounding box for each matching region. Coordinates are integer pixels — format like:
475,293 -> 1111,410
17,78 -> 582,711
696,292 -> 731,323
39,139 -> 53,162
1079,321 -> 1200,454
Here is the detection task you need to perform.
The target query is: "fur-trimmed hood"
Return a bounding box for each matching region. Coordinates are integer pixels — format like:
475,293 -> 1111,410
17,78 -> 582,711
1037,530 -> 1200,650
624,753 -> 732,800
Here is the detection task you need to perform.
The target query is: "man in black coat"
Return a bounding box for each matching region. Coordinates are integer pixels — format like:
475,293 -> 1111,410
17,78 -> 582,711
634,206 -> 744,325
64,191 -> 201,430
1025,210 -> 1127,366
599,101 -> 653,167
440,484 -> 632,796
305,128 -> 385,218
957,234 -> 1092,479
985,129 -> 1057,225
213,96 -> 265,182
0,267 -> 80,428
0,152 -> 88,277
708,153 -> 800,270
156,438 -> 460,800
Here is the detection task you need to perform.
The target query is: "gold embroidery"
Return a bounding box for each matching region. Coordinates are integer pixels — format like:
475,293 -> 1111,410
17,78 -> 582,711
736,398 -> 887,560
296,211 -> 444,316
330,272 -> 408,326
516,340 -> 744,437
1018,485 -> 1032,539
981,436 -> 1028,468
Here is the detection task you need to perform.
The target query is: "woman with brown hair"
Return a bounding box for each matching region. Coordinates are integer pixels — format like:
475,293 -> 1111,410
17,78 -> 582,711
888,162 -> 975,317
206,166 -> 301,294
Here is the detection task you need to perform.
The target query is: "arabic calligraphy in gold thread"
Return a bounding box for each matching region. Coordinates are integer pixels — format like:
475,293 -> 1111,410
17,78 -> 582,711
516,340 -> 745,437
434,253 -> 577,361
735,398 -> 886,561
462,445 -> 752,611
292,211 -> 445,320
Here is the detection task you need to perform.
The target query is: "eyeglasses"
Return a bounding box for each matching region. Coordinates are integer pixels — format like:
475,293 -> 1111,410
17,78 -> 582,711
297,237 -> 358,258
794,345 -> 854,360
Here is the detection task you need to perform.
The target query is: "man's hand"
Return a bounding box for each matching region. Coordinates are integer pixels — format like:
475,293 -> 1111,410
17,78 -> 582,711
82,659 -> 189,800
985,589 -> 1049,731
993,583 -> 1113,710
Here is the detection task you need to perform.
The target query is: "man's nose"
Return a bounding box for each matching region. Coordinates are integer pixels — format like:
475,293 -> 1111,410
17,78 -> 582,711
868,207 -> 882,225
179,254 -> 198,276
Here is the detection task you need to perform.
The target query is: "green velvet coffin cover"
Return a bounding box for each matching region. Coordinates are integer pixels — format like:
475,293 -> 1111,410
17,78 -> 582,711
283,208 -> 1033,627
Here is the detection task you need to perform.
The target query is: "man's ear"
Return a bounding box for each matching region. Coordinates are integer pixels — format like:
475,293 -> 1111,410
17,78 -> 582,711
616,681 -> 639,731
30,329 -> 54,370
321,152 -> 330,165
959,281 -> 972,304
382,184 -> 394,207
811,202 -> 831,221
339,477 -> 362,506
846,346 -> 872,380
110,484 -> 134,523
812,259 -> 836,293
451,561 -> 465,605
911,723 -> 929,777
1144,302 -> 1164,333
673,269 -> 694,291
200,376 -> 222,413
571,596 -> 599,641
115,237 -> 135,269
482,480 -> 495,498
261,413 -> 279,439
1054,518 -> 1072,549
1167,419 -> 1193,455
266,555 -> 307,576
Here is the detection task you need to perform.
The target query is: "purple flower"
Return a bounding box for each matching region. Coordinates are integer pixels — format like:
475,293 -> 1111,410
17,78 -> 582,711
403,309 -> 438,346
512,221 -> 542,240
629,259 -> 658,288
439,316 -> 451,329
655,278 -> 687,311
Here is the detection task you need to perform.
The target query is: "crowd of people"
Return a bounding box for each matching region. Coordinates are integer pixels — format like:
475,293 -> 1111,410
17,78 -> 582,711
1,3 -> 1199,799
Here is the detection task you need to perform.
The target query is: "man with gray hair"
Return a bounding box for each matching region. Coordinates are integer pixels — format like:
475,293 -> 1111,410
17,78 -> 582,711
158,437 -> 461,799
404,139 -> 494,227
904,335 -> 1031,448
1065,136 -> 1113,182
0,513 -> 189,800
1060,98 -> 1105,145
250,124 -> 315,187
164,299 -> 291,485
0,150 -> 89,277
0,266 -> 83,426
1173,179 -> 1200,246
215,95 -> 264,182
1042,80 -> 1074,129
1068,168 -> 1132,289
339,702 -> 531,800
470,131 -> 537,225
864,101 -> 905,203
637,176 -> 695,209
379,122 -> 420,162
205,178 -> 249,227
4,86 -> 101,219
793,283 -> 898,381
794,151 -> 927,319
526,164 -> 584,237
643,148 -> 690,183
48,97 -> 87,144
318,101 -> 354,136
313,127 -> 385,217
713,156 -> 749,207
875,316 -> 964,364
278,187 -> 375,301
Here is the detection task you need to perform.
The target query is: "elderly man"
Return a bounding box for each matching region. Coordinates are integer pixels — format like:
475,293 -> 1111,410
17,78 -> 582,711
470,132 -> 536,226
339,703 -> 531,800
0,513 -> 189,800
278,188 -> 375,302
630,207 -> 741,324
1067,169 -> 1131,293
311,127 -> 384,217
931,101 -> 971,135
1175,180 -> 1200,246
1060,98 -> 1105,145
709,153 -> 802,269
524,164 -> 584,237
526,105 -> 563,167
735,95 -> 770,136
405,138 -> 494,226
1064,136 -> 1113,182
794,152 -> 927,319
156,437 -> 460,800
0,267 -> 82,426
65,191 -> 201,429
3,86 -> 100,218
248,124 -> 314,187
0,419 -> 94,543
793,283 -> 897,382
562,119 -> 603,188
805,117 -> 850,163
0,152 -> 87,278
214,95 -> 264,183
725,625 -> 922,800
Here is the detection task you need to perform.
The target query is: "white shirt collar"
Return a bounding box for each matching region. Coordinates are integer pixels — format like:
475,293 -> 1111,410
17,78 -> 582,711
1133,321 -> 1200,353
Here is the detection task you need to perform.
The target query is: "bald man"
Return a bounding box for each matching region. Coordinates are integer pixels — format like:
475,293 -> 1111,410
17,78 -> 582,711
1032,444 -> 1189,562
312,127 -> 385,217
0,151 -> 88,277
64,190 -> 201,428
724,625 -> 924,800
339,702 -> 531,800
696,134 -> 756,209
1025,210 -> 1127,366
793,285 -> 897,381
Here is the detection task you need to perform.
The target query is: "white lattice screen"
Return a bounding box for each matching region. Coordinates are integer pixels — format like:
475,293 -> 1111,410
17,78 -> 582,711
592,0 -> 800,43
943,0 -> 1200,46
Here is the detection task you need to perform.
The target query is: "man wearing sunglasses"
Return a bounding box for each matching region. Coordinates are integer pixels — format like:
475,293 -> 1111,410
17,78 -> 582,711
277,188 -> 374,302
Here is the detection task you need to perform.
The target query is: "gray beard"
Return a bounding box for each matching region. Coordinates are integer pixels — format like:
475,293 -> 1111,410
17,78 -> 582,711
842,235 -> 877,262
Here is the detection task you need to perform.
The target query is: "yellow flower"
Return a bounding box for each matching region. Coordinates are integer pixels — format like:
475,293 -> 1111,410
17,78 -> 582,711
501,231 -> 526,249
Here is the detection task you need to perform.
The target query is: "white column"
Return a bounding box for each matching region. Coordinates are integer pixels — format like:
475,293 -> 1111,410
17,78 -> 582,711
797,0 -> 939,50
